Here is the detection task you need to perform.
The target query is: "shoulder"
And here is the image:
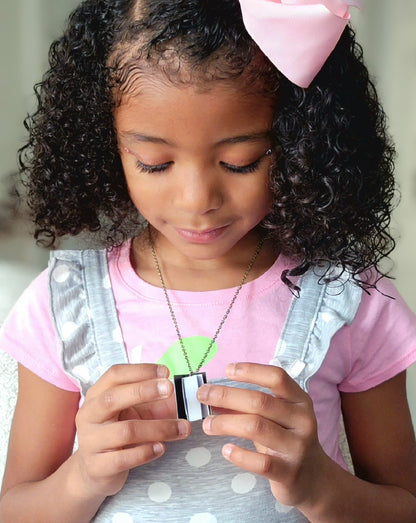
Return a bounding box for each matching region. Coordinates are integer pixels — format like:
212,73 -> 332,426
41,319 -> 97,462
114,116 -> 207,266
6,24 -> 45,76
339,273 -> 416,392
353,274 -> 416,334
2,267 -> 51,324
0,266 -> 80,392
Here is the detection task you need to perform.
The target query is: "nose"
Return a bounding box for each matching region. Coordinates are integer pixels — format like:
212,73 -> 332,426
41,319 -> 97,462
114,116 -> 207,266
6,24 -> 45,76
175,168 -> 223,215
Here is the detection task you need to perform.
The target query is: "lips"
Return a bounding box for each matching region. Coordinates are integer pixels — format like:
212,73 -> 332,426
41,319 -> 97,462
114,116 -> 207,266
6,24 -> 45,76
175,225 -> 229,244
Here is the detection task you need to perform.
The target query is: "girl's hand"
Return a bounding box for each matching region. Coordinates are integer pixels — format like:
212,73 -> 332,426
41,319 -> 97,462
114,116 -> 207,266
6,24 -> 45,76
75,364 -> 190,499
197,362 -> 329,509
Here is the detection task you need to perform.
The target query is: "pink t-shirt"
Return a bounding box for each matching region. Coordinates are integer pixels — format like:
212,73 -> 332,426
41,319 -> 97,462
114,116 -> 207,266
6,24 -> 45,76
2,240 -> 416,467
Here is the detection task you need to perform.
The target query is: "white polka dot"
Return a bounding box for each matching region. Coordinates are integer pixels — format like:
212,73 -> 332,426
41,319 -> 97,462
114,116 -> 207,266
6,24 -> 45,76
113,326 -> 123,344
52,264 -> 71,283
103,275 -> 111,289
189,513 -> 217,523
73,365 -> 91,382
130,345 -> 143,364
275,501 -> 294,514
112,513 -> 134,523
186,447 -> 211,468
148,481 -> 172,503
61,321 -> 79,340
321,312 -> 333,323
231,473 -> 256,494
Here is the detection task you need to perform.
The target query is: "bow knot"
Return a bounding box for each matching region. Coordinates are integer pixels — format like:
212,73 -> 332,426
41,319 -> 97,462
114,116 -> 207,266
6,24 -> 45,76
239,0 -> 363,87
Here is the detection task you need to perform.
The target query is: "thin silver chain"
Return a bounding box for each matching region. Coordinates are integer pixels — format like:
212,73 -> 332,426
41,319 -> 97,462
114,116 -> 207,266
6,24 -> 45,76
149,228 -> 265,374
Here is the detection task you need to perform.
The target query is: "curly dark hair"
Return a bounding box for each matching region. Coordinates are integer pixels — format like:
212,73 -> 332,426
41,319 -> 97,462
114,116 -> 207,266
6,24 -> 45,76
19,0 -> 396,291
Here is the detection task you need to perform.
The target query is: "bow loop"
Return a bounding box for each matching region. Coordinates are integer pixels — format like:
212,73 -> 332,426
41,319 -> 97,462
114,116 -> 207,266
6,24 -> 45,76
239,0 -> 363,87
282,0 -> 363,19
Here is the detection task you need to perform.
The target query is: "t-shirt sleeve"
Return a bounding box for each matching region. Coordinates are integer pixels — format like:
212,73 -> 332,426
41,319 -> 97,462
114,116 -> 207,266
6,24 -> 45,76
0,269 -> 80,392
339,276 -> 416,393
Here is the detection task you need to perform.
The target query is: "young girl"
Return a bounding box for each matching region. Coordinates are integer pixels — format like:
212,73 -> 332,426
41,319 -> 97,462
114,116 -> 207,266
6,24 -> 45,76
1,0 -> 416,521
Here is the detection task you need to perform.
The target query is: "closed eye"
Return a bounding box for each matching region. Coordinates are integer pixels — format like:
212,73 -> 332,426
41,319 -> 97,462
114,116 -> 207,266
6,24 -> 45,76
220,158 -> 262,174
220,149 -> 272,174
136,149 -> 271,174
136,160 -> 172,173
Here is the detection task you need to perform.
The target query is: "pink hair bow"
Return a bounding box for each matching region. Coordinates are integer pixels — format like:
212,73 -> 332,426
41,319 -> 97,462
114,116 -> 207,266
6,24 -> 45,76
239,0 -> 363,87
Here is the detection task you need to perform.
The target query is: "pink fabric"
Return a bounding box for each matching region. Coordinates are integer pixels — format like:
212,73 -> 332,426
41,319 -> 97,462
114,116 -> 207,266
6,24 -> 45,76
1,241 -> 416,469
239,0 -> 363,87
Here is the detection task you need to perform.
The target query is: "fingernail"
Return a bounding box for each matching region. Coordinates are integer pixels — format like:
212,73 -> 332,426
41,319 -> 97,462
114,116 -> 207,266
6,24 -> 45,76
153,442 -> 164,455
157,380 -> 169,396
178,420 -> 189,435
203,415 -> 213,432
157,365 -> 169,378
226,363 -> 237,377
197,384 -> 210,401
222,444 -> 232,458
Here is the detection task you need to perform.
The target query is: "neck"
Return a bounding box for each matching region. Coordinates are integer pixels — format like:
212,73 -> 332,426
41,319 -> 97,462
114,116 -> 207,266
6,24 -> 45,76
131,228 -> 279,291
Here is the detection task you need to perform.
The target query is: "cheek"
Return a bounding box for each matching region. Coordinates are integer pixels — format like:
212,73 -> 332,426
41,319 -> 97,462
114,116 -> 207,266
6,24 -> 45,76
241,180 -> 273,218
128,185 -> 160,215
123,164 -> 158,205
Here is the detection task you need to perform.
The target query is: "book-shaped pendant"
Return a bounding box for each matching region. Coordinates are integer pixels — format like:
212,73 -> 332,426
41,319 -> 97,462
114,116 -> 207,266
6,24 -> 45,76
174,372 -> 212,421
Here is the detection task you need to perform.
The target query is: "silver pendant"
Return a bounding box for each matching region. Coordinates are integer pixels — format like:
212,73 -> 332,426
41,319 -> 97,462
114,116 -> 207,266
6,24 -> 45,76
174,372 -> 212,421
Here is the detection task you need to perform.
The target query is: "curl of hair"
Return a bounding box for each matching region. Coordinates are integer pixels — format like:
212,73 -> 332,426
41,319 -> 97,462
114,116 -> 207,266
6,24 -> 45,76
268,28 -> 396,292
19,0 -> 396,291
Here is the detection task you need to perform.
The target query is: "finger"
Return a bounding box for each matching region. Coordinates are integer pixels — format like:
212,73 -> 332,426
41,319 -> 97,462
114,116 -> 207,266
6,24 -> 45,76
221,443 -> 286,483
89,364 -> 170,396
197,384 -> 300,428
83,418 -> 191,452
79,378 -> 174,424
83,442 -> 166,480
129,394 -> 178,420
202,413 -> 293,451
226,362 -> 306,401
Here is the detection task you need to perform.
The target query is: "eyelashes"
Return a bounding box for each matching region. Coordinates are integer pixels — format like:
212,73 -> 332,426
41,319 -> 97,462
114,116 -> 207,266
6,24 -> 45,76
219,157 -> 262,174
135,149 -> 272,175
136,161 -> 172,174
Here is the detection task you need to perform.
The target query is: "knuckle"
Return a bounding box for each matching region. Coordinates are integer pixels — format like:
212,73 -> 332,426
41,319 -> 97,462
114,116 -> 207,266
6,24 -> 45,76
112,451 -> 130,473
131,383 -> 145,403
218,386 -> 228,402
270,366 -> 287,389
302,393 -> 314,411
302,413 -> 317,435
106,364 -> 121,379
246,415 -> 265,437
250,392 -> 270,412
259,453 -> 274,476
100,389 -> 117,411
297,404 -> 317,434
97,389 -> 117,413
103,364 -> 125,384
210,385 -> 227,403
119,420 -> 139,446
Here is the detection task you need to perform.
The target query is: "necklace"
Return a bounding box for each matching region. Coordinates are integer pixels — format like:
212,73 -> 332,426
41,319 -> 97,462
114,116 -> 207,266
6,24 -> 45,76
149,227 -> 265,421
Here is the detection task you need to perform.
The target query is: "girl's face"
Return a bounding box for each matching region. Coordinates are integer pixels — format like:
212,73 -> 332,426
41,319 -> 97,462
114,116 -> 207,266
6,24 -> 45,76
115,78 -> 274,265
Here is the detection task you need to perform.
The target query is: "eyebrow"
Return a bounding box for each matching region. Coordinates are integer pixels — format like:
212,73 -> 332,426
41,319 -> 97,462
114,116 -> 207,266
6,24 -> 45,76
120,131 -> 271,146
120,132 -> 171,145
218,131 -> 271,145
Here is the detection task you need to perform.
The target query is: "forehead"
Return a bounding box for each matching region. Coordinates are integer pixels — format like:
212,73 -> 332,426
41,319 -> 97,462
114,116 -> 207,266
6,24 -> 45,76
114,76 -> 275,144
